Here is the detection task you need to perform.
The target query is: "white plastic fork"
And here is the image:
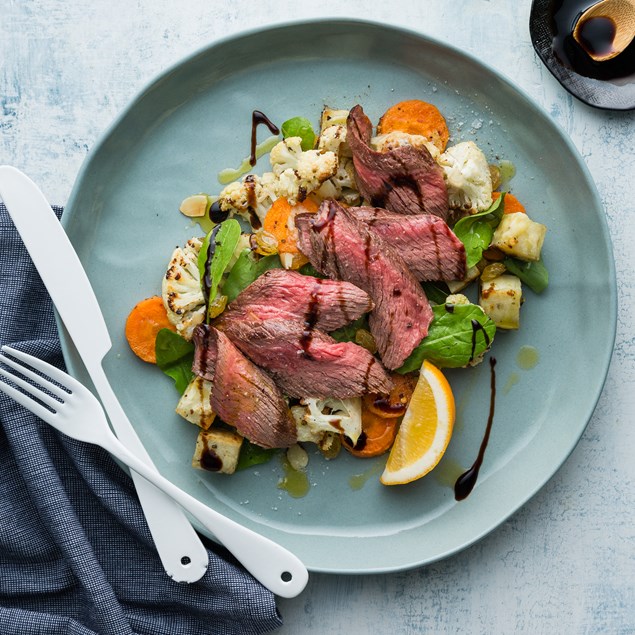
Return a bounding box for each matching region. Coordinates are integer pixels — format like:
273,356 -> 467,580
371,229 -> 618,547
0,345 -> 308,598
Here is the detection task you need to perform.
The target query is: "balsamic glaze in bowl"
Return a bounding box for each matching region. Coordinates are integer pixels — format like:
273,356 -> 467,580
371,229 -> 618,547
530,0 -> 635,110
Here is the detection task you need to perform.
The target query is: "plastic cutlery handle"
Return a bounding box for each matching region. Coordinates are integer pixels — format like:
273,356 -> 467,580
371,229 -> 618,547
102,431 -> 309,598
0,165 -> 209,582
87,361 -> 209,582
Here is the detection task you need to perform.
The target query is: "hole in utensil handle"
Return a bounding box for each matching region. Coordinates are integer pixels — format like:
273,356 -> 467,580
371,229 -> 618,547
281,571 -> 292,582
180,556 -> 192,566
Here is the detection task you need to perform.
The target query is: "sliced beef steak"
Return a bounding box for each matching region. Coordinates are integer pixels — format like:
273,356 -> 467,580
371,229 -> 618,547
296,200 -> 433,370
217,269 -> 373,332
215,316 -> 392,399
346,105 -> 449,220
192,325 -> 296,448
347,206 -> 467,281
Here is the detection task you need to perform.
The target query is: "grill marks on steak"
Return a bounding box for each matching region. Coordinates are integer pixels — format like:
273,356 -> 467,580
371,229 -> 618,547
296,200 -> 434,370
192,325 -> 297,448
347,207 -> 467,282
346,105 -> 449,221
216,269 -> 373,333
212,268 -> 390,397
215,317 -> 393,399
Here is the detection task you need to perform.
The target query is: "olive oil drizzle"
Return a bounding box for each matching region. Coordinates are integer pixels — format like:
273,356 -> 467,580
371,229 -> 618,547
278,457 -> 310,498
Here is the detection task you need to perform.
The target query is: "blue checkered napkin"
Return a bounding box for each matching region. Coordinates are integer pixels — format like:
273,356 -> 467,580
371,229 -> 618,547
0,203 -> 283,635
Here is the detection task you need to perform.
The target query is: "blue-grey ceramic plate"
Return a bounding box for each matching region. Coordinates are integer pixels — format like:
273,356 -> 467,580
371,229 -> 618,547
61,20 -> 616,573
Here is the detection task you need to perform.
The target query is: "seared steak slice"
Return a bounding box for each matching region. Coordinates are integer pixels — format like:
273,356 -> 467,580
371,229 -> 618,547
217,269 -> 373,332
215,317 -> 392,399
296,200 -> 433,370
192,325 -> 296,448
346,105 -> 449,220
347,206 -> 467,281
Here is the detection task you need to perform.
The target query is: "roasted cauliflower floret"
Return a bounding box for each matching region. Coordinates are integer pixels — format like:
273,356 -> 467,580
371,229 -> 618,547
315,156 -> 360,205
301,397 -> 362,445
291,404 -> 338,462
445,293 -> 471,306
330,157 -> 357,191
318,106 -> 352,157
318,124 -> 352,157
218,173 -> 276,226
290,404 -> 346,459
269,137 -> 338,204
371,131 -> 441,160
438,141 -> 493,213
176,376 -> 215,429
291,405 -> 321,443
162,237 -> 205,340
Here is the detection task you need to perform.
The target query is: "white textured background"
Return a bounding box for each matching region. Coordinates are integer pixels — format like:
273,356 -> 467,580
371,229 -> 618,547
1,1 -> 634,633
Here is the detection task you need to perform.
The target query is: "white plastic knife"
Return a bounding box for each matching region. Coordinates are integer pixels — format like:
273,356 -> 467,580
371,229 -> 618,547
0,165 -> 209,583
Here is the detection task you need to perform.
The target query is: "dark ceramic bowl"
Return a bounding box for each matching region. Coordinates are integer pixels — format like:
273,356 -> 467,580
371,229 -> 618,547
530,0 -> 635,110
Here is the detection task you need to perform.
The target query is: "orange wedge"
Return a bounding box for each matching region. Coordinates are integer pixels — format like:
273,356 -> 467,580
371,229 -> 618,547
380,361 -> 455,485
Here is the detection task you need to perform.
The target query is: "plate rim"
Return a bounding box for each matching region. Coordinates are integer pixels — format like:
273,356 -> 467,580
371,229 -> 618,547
60,17 -> 618,574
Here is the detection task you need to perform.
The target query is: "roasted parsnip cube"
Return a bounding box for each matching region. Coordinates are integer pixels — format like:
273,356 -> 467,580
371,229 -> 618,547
175,376 -> 215,429
192,429 -> 243,474
320,106 -> 349,130
479,274 -> 523,330
447,265 -> 481,293
490,212 -> 547,261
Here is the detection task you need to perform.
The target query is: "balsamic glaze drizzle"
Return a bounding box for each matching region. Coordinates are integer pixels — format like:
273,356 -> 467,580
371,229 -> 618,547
200,447 -> 223,472
315,204 -> 345,281
551,0 -> 635,82
299,280 -> 323,358
250,110 -> 279,166
470,319 -> 491,363
577,16 -> 617,58
372,395 -> 406,415
209,200 -> 229,224
312,202 -> 338,231
454,357 -> 497,501
362,357 -> 376,394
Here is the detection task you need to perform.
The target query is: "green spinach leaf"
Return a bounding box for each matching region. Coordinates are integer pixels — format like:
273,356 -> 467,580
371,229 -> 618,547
453,194 -> 505,268
421,281 -> 451,305
155,328 -> 195,394
397,303 -> 496,373
297,262 -> 326,279
197,219 -> 242,307
503,257 -> 549,293
329,315 -> 369,343
281,116 -> 316,151
223,250 -> 283,303
236,441 -> 278,471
